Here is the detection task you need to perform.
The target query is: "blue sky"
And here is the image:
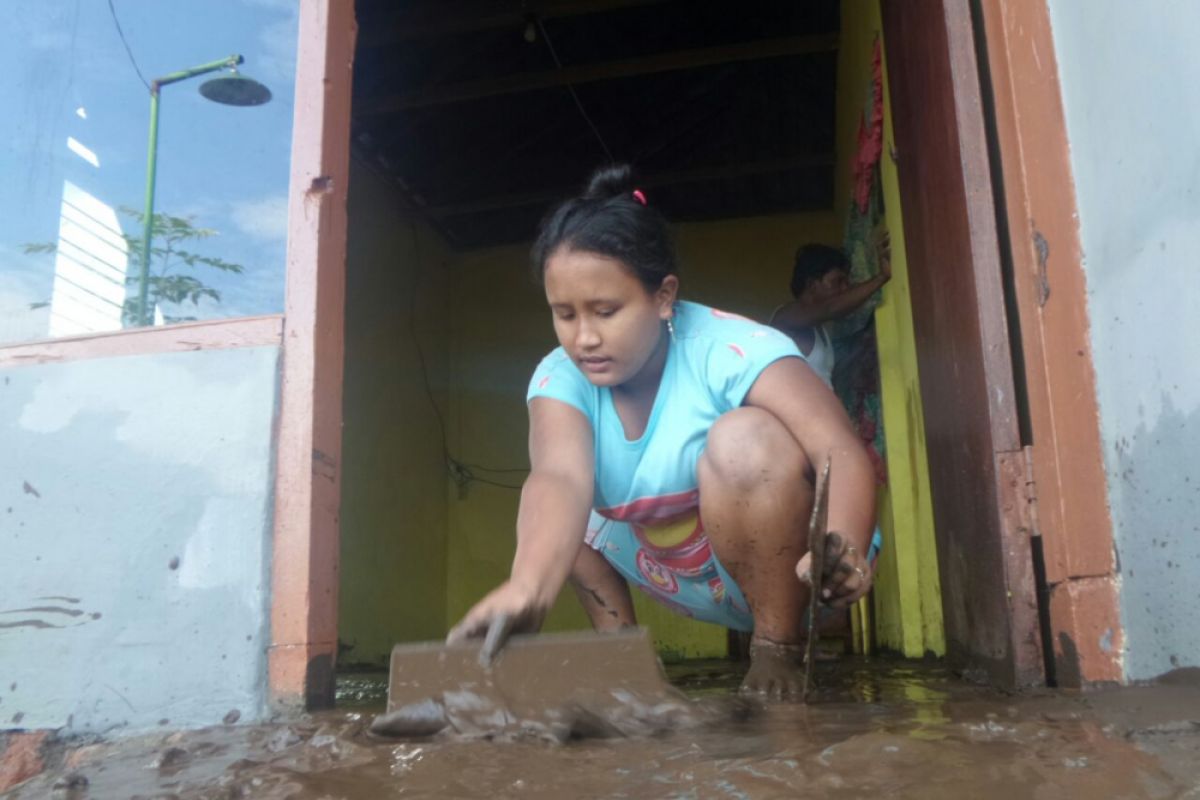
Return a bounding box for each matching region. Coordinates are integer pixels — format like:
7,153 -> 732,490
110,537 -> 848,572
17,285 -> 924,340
0,0 -> 298,342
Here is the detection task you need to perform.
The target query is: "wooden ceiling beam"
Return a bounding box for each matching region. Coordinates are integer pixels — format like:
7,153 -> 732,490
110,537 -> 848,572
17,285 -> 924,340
355,34 -> 839,115
360,0 -> 673,47
423,154 -> 834,218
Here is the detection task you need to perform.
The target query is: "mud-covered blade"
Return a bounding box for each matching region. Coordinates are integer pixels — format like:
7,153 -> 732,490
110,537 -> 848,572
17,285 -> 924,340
373,628 -> 680,737
803,457 -> 832,701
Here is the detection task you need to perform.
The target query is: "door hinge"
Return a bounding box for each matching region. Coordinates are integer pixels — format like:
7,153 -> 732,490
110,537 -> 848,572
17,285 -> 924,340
1022,445 -> 1041,538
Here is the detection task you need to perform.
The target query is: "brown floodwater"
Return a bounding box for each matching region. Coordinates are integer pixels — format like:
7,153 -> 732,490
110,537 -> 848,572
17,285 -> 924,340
9,659 -> 1200,799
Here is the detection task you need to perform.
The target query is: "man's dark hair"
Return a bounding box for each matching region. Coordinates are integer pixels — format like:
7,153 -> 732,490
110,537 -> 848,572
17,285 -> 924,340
790,244 -> 849,298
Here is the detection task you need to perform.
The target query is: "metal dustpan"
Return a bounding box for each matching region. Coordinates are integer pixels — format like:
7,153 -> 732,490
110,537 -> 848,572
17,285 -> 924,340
370,627 -> 681,738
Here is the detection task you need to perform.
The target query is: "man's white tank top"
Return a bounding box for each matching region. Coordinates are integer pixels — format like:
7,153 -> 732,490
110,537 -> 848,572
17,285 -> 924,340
804,323 -> 835,388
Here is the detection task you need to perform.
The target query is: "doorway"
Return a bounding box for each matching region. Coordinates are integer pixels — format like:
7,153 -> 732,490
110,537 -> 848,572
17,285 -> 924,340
330,0 -> 1033,691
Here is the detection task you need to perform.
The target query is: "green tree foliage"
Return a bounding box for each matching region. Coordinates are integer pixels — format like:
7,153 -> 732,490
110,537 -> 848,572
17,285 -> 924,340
22,207 -> 244,325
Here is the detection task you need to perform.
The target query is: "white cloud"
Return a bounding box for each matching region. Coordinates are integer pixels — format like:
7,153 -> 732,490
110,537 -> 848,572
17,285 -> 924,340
28,30 -> 72,52
253,6 -> 300,87
231,194 -> 289,242
173,198 -> 224,225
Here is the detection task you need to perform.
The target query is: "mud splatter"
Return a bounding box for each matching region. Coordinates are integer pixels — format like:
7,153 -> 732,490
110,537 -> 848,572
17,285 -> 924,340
6,661 -> 1200,799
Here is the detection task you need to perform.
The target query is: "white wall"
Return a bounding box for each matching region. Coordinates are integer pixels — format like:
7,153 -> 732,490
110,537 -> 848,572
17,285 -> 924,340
0,346 -> 280,733
1049,0 -> 1200,680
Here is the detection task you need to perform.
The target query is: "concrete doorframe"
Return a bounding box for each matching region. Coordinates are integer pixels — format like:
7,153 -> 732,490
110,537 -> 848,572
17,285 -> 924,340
882,0 -> 1121,687
267,0 -> 1125,709
268,0 -> 356,711
881,0 -> 1043,688
974,0 -> 1121,686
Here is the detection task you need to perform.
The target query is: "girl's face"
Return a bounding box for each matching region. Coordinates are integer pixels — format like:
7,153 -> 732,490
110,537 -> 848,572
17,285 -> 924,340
543,247 -> 678,389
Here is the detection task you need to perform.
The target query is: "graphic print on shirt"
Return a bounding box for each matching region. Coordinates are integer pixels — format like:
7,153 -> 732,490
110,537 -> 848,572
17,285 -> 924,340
710,308 -> 753,322
604,489 -> 719,583
635,549 -> 679,595
707,576 -> 727,604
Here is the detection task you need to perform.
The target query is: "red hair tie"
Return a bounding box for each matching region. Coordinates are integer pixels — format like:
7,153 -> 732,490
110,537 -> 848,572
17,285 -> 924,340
632,189 -> 647,206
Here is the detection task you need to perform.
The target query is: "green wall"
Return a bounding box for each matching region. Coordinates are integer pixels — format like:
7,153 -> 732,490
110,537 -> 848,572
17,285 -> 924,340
339,161 -> 452,667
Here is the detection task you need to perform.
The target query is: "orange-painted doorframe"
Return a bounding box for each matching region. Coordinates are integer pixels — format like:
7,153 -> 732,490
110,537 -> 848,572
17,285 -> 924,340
881,0 -> 1044,688
268,0 -> 356,711
975,0 -> 1121,686
881,0 -> 1122,688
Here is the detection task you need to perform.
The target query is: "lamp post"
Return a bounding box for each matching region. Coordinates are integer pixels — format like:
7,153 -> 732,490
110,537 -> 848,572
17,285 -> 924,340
135,55 -> 272,326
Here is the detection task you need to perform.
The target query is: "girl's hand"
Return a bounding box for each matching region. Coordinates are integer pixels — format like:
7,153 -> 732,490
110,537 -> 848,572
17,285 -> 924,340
446,580 -> 550,664
795,531 -> 875,609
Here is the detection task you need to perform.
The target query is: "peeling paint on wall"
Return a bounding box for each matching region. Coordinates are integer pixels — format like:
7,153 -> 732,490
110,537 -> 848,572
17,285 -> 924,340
1048,0 -> 1200,679
0,346 -> 281,733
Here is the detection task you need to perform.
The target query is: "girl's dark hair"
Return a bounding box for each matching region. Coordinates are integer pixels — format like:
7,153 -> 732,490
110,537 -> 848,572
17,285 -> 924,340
790,243 -> 849,298
531,164 -> 676,290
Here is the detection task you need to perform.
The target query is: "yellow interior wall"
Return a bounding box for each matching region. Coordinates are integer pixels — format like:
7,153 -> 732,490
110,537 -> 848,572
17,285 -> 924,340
837,0 -> 945,656
444,211 -> 841,660
341,1 -> 946,663
339,161 -> 453,667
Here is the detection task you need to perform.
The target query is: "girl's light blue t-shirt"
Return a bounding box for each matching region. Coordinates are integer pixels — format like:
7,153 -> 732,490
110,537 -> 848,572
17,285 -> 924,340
526,300 -> 802,529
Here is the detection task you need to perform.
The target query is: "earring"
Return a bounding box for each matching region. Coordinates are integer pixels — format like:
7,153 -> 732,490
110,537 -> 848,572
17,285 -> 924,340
666,316 -> 676,341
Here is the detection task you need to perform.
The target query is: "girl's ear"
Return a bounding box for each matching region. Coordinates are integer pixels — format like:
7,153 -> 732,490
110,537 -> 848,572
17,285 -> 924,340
656,275 -> 679,319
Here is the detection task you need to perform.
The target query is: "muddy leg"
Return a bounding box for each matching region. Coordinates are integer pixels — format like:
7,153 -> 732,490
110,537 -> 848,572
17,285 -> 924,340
570,544 -> 637,632
698,407 -> 814,699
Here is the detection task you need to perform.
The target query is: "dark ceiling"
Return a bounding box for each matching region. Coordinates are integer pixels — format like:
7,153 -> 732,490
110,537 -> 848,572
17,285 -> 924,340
351,0 -> 840,249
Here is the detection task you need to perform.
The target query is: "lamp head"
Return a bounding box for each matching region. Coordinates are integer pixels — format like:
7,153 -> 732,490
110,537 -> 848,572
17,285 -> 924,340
199,71 -> 272,106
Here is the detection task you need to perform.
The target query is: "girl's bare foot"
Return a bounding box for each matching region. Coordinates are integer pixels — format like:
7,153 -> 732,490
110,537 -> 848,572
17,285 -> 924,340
740,637 -> 806,700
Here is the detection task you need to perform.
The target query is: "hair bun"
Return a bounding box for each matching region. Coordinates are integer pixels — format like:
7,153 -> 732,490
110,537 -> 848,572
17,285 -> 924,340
583,163 -> 635,200
532,162 -> 676,288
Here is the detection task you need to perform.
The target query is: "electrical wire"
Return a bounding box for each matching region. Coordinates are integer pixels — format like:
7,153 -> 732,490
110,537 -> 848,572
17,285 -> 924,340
107,0 -> 151,91
535,16 -> 615,163
462,463 -> 530,474
406,224 -> 451,466
406,224 -> 526,491
467,475 -> 526,490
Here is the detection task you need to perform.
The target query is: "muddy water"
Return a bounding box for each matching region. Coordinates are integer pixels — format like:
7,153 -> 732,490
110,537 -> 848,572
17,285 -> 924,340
10,660 -> 1200,799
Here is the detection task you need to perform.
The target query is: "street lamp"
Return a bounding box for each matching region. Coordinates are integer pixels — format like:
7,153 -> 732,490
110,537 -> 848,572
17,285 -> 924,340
135,55 -> 272,326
